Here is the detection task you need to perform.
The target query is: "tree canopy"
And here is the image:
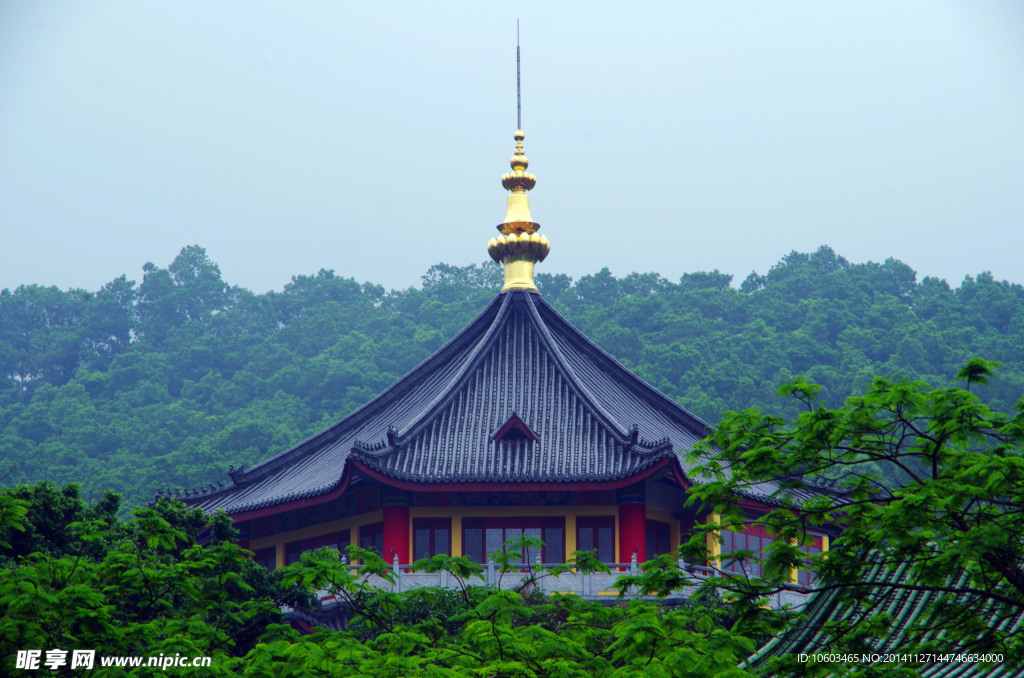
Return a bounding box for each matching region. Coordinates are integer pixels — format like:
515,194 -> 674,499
686,359 -> 1024,672
0,488 -> 772,677
0,485 -> 296,676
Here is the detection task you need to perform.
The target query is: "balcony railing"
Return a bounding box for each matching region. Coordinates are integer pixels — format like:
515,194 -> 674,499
305,553 -> 812,612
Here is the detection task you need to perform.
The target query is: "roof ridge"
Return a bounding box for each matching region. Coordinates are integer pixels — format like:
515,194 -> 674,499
531,294 -> 715,436
520,291 -> 634,442
382,291 -> 515,447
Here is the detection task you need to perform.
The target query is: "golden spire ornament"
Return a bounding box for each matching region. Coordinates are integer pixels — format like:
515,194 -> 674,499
487,32 -> 550,292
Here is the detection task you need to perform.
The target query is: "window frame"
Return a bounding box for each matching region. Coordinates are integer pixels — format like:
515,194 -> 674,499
576,516 -> 616,563
462,517 -> 565,564
413,517 -> 452,560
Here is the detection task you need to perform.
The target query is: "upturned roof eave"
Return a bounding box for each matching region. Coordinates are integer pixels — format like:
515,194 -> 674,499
350,456 -> 678,492
189,464 -> 356,521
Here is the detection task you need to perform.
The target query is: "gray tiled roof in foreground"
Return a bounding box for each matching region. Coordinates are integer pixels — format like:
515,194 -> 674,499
747,552 -> 1024,677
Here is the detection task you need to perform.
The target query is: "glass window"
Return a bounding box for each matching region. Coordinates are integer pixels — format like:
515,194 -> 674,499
721,529 -> 827,583
721,530 -> 756,576
253,546 -> 276,570
360,522 -> 384,555
578,526 -> 594,553
545,525 -> 563,564
486,528 -> 505,560
463,518 -> 565,563
412,518 -> 451,559
577,516 -> 616,563
798,546 -> 821,586
465,527 -> 483,562
645,520 -> 671,560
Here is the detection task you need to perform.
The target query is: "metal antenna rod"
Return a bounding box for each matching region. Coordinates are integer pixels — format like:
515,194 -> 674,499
516,20 -> 521,130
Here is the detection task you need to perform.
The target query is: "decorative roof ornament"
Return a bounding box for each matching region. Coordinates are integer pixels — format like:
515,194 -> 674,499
487,29 -> 550,292
490,411 -> 540,443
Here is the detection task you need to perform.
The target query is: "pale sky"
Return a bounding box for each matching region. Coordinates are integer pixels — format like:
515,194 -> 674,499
2,1 -> 1023,294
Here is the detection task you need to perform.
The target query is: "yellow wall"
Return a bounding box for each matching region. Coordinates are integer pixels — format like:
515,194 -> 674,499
706,514 -> 721,568
251,509 -> 384,560
565,514 -> 577,557
451,515 -> 462,558
788,538 -> 799,584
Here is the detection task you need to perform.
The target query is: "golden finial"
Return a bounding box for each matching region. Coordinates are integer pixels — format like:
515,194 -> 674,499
502,130 -> 536,193
487,129 -> 550,292
496,130 -> 539,235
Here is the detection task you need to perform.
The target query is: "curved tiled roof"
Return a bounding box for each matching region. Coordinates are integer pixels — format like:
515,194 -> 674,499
352,292 -> 682,483
748,552 -> 1024,676
182,290 -> 751,515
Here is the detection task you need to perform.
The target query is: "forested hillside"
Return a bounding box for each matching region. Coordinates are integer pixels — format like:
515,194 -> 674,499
2,244 -> 1022,510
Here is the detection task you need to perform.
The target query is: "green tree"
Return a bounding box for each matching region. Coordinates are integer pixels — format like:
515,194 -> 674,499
0,485 -> 293,676
685,359 -> 1024,667
0,492 -> 768,677
136,245 -> 236,347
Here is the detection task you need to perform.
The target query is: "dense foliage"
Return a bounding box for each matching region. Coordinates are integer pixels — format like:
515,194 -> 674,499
2,244 -> 1023,509
688,360 -> 1024,672
0,489 -> 772,677
0,485 -> 294,676
232,542 -> 772,678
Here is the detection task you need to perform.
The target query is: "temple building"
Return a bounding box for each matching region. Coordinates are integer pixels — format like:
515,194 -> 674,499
180,128 -> 834,576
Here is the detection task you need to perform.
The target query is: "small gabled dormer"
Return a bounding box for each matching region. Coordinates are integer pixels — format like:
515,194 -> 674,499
490,411 -> 539,443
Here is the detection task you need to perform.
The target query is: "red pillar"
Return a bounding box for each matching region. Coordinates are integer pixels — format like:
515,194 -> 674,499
382,503 -> 410,564
618,481 -> 647,564
619,502 -> 646,563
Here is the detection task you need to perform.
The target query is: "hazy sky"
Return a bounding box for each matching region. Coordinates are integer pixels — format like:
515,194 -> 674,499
2,1 -> 1023,294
